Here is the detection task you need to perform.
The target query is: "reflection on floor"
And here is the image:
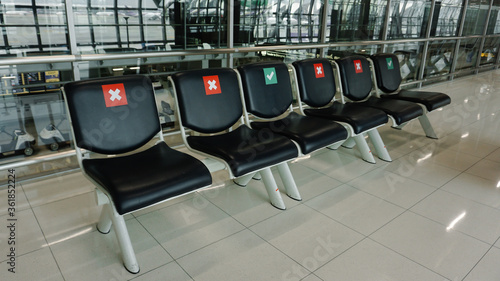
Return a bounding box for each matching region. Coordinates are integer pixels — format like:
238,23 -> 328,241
2,69 -> 500,281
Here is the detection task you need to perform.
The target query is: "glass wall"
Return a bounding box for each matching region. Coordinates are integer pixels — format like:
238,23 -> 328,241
0,0 -> 499,178
326,0 -> 387,42
462,0 -> 490,35
0,0 -> 68,54
385,42 -> 425,82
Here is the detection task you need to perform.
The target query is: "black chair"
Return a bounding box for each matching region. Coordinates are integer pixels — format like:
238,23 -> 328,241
334,55 -> 424,134
236,61 -> 348,155
291,58 -> 390,163
169,68 -> 299,209
63,75 -> 212,274
370,53 -> 451,138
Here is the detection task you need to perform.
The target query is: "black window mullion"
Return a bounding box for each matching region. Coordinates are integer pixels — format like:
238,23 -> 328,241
114,0 -> 122,48
87,0 -> 96,50
0,5 -> 10,50
31,0 -> 43,51
138,0 -> 145,44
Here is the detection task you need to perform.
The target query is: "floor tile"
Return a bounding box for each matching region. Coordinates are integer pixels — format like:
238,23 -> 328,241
51,218 -> 171,281
131,191 -> 197,218
306,184 -> 405,235
485,147 -> 500,162
301,274 -> 324,281
466,158 -> 500,182
315,239 -> 447,281
250,205 -> 364,271
463,247 -> 500,281
425,145 -> 482,171
272,163 -> 343,202
411,189 -> 500,244
177,230 -> 308,281
137,197 -> 244,259
22,172 -> 94,208
348,168 -> 437,209
441,173 -> 500,209
298,150 -> 380,183
0,248 -> 64,281
377,127 -> 436,156
32,192 -> 101,244
494,238 -> 500,249
0,184 -> 30,217
383,157 -> 461,188
371,212 -> 490,280
0,209 -> 46,262
130,262 -> 193,281
199,181 -> 287,227
435,133 -> 499,158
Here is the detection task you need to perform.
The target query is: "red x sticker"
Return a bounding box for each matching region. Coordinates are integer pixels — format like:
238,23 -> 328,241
102,83 -> 128,107
353,60 -> 363,74
203,75 -> 222,95
314,63 -> 325,78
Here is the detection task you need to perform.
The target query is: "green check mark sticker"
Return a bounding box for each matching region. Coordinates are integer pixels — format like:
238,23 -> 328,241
386,57 -> 394,70
263,67 -> 277,85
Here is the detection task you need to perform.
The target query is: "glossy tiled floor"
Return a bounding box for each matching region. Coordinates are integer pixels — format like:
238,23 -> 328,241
2,70 -> 500,281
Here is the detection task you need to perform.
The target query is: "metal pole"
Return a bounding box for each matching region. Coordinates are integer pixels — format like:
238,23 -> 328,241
475,0 -> 494,73
381,0 -> 392,53
495,35 -> 500,68
227,0 -> 234,67
319,0 -> 330,57
418,0 -> 437,87
450,0 -> 469,79
64,0 -> 81,81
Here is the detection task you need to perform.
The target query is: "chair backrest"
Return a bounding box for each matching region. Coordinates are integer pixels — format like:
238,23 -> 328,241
237,61 -> 293,118
370,53 -> 402,93
63,75 -> 160,154
335,56 -> 372,101
292,58 -> 336,107
170,68 -> 242,133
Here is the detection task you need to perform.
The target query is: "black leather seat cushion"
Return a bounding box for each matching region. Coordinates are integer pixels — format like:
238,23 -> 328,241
187,126 -> 298,177
357,97 -> 424,125
250,112 -> 348,155
83,142 -> 212,215
304,102 -> 388,135
381,89 -> 451,112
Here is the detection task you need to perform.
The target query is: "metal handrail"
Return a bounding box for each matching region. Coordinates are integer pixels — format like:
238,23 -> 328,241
0,34 -> 496,66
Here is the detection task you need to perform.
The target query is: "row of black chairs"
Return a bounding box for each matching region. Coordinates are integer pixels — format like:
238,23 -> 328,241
62,53 -> 450,273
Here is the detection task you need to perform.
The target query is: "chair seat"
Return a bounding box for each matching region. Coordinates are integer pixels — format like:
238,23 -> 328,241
381,90 -> 451,112
304,102 -> 388,135
83,142 -> 212,215
250,112 -> 348,155
357,96 -> 424,125
187,125 -> 298,177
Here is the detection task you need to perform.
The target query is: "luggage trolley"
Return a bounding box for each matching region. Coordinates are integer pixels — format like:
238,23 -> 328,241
0,96 -> 36,157
31,99 -> 70,151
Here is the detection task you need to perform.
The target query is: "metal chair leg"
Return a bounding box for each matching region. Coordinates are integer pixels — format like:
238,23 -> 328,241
353,134 -> 376,164
341,137 -> 356,149
418,114 -> 438,139
393,122 -> 408,130
260,168 -> 286,210
110,206 -> 140,274
277,163 -> 301,201
367,129 -> 392,162
97,204 -> 112,234
327,140 -> 344,150
233,172 -> 256,187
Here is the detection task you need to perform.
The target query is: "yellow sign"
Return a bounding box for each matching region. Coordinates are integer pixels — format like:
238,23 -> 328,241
45,71 -> 60,83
